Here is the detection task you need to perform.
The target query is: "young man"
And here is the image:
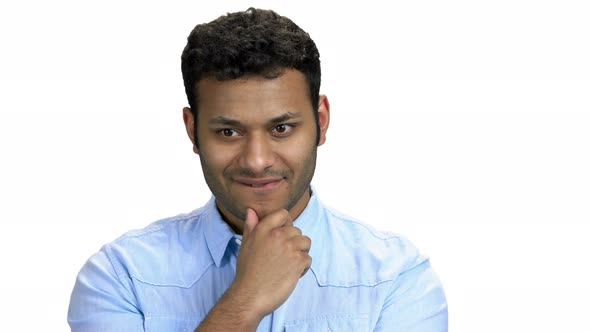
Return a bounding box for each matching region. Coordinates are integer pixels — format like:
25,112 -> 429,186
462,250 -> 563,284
68,8 -> 447,331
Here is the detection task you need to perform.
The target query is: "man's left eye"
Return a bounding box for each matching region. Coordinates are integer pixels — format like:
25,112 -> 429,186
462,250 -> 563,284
221,128 -> 239,137
272,124 -> 293,135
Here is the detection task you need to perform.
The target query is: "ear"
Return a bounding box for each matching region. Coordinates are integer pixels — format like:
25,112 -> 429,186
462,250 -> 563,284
317,95 -> 330,146
182,107 -> 199,154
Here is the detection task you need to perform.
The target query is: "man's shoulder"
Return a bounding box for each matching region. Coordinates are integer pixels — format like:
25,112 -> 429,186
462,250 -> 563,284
96,205 -> 212,287
115,206 -> 206,242
323,206 -> 402,241
312,204 -> 428,287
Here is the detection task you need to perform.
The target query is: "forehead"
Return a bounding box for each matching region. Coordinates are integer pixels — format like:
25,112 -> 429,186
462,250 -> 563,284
196,69 -> 313,121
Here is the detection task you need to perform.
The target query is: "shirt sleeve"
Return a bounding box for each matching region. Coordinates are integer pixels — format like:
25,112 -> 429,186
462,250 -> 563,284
374,259 -> 448,332
68,246 -> 144,332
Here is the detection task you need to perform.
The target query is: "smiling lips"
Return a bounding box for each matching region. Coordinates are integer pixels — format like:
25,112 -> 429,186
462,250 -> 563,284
234,177 -> 283,189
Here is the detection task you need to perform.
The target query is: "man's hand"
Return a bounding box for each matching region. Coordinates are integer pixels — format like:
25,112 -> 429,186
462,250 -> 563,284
195,208 -> 311,332
231,208 -> 312,319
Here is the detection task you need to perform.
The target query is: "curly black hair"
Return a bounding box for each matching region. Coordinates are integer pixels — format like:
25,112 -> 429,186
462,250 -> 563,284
181,8 -> 321,147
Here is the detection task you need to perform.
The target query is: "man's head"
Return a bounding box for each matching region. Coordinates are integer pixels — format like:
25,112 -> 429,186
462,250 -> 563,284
181,8 -> 322,148
181,8 -> 329,232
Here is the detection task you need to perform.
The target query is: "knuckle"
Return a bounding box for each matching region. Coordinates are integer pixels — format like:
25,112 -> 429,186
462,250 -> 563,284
299,236 -> 311,250
286,241 -> 296,252
303,235 -> 311,245
294,250 -> 305,261
296,252 -> 311,267
286,226 -> 301,238
270,227 -> 283,238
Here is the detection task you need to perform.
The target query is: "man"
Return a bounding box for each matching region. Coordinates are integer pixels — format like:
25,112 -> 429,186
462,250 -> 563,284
68,8 -> 447,331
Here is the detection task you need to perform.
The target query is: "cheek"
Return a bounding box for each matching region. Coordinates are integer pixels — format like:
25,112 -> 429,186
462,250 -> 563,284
280,138 -> 315,171
201,144 -> 238,173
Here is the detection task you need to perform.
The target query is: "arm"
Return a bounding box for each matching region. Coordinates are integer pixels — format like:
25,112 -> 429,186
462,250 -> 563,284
374,259 -> 448,332
194,284 -> 261,332
68,248 -> 144,332
195,208 -> 312,332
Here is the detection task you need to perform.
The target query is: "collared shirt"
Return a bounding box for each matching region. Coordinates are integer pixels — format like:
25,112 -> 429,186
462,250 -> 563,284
68,190 -> 447,331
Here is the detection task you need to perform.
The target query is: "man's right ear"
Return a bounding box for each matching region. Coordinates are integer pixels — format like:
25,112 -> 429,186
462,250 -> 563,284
182,107 -> 199,154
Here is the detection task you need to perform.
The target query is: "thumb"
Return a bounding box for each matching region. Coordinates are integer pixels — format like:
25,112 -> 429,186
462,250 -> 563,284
242,208 -> 259,239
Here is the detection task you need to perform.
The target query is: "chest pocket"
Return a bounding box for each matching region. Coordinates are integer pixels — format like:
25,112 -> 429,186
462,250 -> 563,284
284,314 -> 369,332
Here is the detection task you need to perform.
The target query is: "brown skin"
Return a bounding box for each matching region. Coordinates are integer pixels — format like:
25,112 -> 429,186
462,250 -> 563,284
183,69 -> 330,331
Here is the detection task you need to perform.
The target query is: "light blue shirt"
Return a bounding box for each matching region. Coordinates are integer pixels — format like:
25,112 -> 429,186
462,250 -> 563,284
68,190 -> 447,331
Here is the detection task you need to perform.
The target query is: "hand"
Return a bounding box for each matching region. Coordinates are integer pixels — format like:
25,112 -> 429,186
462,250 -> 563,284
229,208 -> 312,319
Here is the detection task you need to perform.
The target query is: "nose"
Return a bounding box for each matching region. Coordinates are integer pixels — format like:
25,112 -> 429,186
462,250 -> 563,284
238,132 -> 275,175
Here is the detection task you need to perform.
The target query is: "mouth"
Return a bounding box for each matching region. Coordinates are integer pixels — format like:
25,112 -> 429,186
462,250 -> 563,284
234,177 -> 284,189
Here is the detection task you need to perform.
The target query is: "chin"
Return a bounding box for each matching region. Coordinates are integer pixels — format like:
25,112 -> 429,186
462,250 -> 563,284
249,200 -> 289,218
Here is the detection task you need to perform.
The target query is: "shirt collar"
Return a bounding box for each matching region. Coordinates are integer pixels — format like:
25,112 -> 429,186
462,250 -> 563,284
203,187 -> 323,268
203,197 -> 236,267
292,187 -> 322,262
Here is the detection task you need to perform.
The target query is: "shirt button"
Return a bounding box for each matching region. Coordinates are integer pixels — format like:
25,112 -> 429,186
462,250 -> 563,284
235,238 -> 242,246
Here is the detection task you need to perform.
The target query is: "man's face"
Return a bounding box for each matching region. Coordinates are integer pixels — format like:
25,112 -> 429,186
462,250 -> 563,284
183,70 -> 329,231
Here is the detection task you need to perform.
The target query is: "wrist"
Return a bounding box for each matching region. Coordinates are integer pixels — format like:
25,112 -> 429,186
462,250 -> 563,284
222,283 -> 265,326
196,284 -> 263,332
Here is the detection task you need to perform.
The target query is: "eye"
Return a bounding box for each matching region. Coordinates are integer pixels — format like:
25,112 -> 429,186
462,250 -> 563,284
271,124 -> 294,136
218,128 -> 240,137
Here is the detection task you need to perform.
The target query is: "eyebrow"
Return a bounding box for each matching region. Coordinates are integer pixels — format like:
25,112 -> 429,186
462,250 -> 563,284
208,112 -> 302,126
269,112 -> 302,124
208,116 -> 241,126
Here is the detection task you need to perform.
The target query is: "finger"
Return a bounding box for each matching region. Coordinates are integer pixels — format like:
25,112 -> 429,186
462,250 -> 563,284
257,209 -> 292,231
283,213 -> 294,227
281,226 -> 303,239
242,208 -> 259,240
300,256 -> 312,278
293,235 -> 311,253
301,267 -> 309,278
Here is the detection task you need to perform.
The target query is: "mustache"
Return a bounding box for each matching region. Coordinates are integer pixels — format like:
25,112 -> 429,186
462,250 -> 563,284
225,168 -> 290,178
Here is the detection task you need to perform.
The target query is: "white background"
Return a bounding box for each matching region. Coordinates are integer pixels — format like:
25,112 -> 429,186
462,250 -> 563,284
1,0 -> 589,331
